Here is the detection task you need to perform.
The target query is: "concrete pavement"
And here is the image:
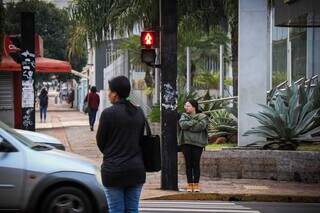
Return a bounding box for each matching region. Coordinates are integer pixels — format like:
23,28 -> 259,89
36,101 -> 320,202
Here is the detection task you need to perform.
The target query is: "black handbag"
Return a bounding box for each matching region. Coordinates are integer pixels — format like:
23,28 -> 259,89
141,118 -> 161,172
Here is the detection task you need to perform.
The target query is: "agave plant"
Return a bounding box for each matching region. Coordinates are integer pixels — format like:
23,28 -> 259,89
209,109 -> 237,140
244,82 -> 320,150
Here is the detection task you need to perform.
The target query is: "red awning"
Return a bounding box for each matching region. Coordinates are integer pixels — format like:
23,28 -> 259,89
0,56 -> 71,73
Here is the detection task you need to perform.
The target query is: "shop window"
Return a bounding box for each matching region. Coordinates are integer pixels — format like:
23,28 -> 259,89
290,28 -> 307,81
272,27 -> 288,87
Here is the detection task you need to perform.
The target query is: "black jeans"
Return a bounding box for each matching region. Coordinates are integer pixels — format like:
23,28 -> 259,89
181,144 -> 203,183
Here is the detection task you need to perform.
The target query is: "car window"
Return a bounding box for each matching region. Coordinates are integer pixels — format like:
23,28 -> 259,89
0,121 -> 35,148
0,136 -> 17,152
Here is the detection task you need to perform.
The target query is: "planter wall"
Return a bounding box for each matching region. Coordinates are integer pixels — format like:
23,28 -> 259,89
178,150 -> 320,183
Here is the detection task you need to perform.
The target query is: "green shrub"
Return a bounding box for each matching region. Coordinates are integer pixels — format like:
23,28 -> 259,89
209,109 -> 237,141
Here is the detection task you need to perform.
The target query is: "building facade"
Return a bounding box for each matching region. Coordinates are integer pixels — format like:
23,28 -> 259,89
238,0 -> 320,145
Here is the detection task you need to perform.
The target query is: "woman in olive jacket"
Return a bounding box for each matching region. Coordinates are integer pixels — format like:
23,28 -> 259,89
179,99 -> 208,192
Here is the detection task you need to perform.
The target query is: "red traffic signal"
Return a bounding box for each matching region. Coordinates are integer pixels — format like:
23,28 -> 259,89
141,31 -> 157,48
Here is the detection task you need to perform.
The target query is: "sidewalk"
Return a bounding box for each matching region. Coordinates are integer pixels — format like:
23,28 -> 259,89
36,105 -> 320,203
36,92 -> 88,130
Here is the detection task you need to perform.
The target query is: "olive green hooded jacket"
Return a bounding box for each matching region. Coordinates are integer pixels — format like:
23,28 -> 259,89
178,112 -> 209,148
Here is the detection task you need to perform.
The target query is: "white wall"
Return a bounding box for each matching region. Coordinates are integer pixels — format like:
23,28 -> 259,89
238,0 -> 270,146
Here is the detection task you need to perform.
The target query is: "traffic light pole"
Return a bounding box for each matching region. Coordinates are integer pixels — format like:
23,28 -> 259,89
160,0 -> 178,190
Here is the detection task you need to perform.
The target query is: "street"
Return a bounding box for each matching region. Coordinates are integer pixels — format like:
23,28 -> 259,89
139,201 -> 320,213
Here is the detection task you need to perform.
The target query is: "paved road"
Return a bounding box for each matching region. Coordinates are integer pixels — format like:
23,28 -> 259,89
139,200 -> 320,213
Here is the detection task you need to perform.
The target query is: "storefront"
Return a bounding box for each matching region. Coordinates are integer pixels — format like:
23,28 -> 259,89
0,34 -> 71,128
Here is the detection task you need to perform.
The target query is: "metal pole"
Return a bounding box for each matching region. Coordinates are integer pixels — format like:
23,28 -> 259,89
287,28 -> 292,84
155,48 -> 160,103
219,45 -> 224,97
186,46 -> 191,94
21,12 -> 35,131
160,0 -> 178,190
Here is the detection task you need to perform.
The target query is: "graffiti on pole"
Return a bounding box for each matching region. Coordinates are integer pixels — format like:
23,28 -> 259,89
161,83 -> 177,111
21,50 -> 35,130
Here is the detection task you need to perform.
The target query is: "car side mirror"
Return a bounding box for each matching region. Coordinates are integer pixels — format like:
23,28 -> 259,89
0,137 -> 16,152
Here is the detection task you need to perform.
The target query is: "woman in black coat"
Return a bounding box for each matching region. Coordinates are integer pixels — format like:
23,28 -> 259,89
96,76 -> 145,213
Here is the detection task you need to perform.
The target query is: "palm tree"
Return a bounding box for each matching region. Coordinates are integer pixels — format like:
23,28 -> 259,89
178,0 -> 238,95
177,17 -> 229,91
68,0 -> 159,45
68,0 -> 238,93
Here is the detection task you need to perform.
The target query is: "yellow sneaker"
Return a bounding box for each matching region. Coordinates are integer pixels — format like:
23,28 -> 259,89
193,183 -> 200,192
187,183 -> 193,192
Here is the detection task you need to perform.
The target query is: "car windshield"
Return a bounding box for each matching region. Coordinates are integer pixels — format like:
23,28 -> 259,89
0,121 -> 36,148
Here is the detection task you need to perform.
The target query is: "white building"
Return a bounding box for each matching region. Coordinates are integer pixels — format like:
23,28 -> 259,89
238,0 -> 320,146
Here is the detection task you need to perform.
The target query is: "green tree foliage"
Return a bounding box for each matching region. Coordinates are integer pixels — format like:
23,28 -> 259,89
4,0 -> 86,72
69,0 -> 238,92
69,0 -> 159,45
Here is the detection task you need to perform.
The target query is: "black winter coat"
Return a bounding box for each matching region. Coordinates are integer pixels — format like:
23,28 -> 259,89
96,100 -> 146,187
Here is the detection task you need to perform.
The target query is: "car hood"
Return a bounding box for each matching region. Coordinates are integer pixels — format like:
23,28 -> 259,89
26,149 -> 99,175
15,129 -> 61,144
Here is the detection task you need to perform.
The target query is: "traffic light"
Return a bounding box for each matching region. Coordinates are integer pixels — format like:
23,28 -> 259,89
141,49 -> 156,65
141,31 -> 157,48
141,31 -> 159,67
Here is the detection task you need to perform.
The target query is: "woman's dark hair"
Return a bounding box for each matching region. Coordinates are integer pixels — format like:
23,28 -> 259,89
109,76 -> 138,115
40,88 -> 47,96
186,99 -> 201,113
90,86 -> 97,93
108,76 -> 131,98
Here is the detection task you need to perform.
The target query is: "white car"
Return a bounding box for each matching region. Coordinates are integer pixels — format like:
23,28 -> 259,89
15,129 -> 66,151
0,121 -> 107,212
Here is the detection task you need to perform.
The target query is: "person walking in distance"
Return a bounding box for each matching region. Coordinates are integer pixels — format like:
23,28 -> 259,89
84,86 -> 100,131
96,76 -> 146,213
68,88 -> 75,108
39,88 -> 48,123
179,99 -> 208,192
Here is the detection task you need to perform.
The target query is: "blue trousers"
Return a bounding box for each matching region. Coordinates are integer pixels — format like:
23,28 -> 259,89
40,106 -> 47,121
88,109 -> 97,127
104,184 -> 143,213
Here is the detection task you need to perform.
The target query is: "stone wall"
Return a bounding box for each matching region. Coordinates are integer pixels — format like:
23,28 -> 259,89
178,150 -> 320,183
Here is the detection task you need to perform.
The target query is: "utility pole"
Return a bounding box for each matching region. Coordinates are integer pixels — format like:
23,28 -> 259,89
21,12 -> 35,131
160,0 -> 178,190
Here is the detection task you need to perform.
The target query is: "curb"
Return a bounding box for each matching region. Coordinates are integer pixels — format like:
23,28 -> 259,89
145,192 -> 320,203
36,124 -> 89,130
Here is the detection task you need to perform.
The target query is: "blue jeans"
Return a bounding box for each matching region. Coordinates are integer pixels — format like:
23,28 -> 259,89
40,106 -> 47,121
88,109 -> 97,127
104,184 -> 143,213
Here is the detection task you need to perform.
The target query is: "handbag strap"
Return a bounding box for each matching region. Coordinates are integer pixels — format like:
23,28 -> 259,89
144,118 -> 152,136
140,107 -> 152,136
